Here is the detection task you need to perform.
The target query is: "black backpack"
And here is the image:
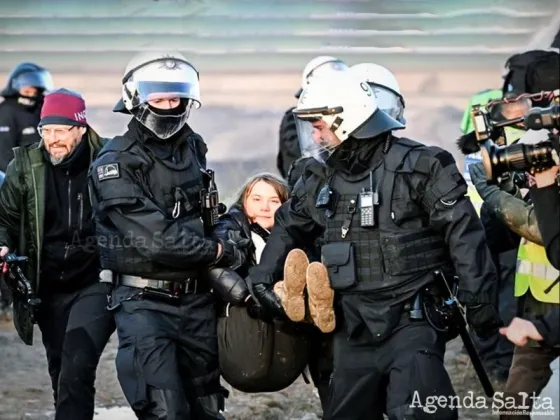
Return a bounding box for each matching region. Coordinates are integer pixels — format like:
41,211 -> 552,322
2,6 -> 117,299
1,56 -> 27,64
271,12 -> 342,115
502,50 -> 560,95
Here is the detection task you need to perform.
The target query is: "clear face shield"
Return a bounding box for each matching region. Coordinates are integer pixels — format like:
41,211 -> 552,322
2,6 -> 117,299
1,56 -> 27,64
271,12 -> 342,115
369,84 -> 406,124
294,108 -> 343,164
129,79 -> 201,140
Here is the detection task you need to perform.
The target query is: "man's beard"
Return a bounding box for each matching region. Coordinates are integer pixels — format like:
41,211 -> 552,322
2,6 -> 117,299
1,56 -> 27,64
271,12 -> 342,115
48,143 -> 75,165
49,154 -> 66,165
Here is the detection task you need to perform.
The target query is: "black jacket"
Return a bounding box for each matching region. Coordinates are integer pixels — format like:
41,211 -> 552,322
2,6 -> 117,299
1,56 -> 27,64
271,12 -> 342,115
213,206 -> 270,277
533,304 -> 560,347
250,136 -> 497,305
40,138 -> 100,293
532,184 -> 560,270
0,98 -> 41,172
277,107 -> 301,179
89,120 -> 219,280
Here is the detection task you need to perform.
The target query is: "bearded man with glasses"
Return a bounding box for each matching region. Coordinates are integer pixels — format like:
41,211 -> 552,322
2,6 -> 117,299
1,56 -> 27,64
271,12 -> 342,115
0,88 -> 115,420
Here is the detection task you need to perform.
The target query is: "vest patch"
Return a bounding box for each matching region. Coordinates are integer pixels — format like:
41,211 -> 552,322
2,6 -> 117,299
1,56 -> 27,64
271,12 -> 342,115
21,126 -> 36,135
97,163 -> 120,181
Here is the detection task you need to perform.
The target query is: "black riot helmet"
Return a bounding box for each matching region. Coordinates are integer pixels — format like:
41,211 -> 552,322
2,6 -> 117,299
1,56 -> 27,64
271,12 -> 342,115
1,62 -> 54,99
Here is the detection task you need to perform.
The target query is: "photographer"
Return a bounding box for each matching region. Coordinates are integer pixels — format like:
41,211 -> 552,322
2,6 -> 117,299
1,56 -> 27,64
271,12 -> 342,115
497,164 -> 559,348
465,50 -> 559,420
458,87 -> 526,383
532,164 -> 560,269
469,145 -> 560,420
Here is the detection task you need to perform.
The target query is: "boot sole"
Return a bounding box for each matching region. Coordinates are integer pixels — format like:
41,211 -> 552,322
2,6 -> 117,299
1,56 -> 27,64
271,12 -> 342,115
306,262 -> 335,333
283,249 -> 309,322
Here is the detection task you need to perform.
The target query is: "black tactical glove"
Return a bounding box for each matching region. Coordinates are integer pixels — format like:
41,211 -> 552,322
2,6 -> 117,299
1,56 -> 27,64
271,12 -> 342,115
251,283 -> 286,319
497,172 -> 517,194
207,267 -> 249,305
469,162 -> 501,202
246,299 -> 272,322
214,231 -> 250,270
466,304 -> 503,340
458,290 -> 503,339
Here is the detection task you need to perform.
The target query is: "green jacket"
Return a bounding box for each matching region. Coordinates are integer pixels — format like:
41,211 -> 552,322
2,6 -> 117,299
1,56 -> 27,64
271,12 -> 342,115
0,127 -> 106,292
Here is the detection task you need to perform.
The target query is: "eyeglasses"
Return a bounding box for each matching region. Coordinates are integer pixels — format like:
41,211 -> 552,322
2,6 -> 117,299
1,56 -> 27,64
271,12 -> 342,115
38,126 -> 76,139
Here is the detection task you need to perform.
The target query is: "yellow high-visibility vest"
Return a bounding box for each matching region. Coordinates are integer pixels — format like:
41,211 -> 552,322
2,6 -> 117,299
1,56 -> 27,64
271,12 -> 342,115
515,239 -> 560,304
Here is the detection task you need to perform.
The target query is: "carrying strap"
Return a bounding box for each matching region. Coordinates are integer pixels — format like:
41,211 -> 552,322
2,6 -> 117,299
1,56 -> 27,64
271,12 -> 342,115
12,147 -> 27,255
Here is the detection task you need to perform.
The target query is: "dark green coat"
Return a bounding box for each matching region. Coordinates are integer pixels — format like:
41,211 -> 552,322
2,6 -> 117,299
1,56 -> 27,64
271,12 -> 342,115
0,127 -> 105,344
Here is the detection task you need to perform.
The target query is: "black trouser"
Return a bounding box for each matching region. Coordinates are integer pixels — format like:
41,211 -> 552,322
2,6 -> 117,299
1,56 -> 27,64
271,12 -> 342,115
307,330 -> 333,412
0,273 -> 12,312
111,285 -> 227,420
325,315 -> 458,420
471,249 -> 517,381
37,281 -> 115,420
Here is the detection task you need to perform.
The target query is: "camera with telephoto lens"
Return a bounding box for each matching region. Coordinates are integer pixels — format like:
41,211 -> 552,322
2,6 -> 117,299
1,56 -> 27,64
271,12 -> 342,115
470,90 -> 560,180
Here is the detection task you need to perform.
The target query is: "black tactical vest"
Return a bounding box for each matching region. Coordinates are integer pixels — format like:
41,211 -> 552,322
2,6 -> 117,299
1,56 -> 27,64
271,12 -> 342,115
322,138 -> 452,294
95,133 -> 207,280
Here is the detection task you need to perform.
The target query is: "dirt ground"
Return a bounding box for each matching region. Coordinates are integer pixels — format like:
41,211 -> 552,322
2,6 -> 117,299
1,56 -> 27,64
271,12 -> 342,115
0,315 -> 503,420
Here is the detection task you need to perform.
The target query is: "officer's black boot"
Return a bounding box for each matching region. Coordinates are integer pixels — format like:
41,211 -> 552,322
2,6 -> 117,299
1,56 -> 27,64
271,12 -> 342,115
143,387 -> 190,420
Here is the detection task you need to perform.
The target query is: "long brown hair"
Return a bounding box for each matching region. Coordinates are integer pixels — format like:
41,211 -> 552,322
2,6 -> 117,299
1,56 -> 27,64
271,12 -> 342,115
232,172 -> 289,214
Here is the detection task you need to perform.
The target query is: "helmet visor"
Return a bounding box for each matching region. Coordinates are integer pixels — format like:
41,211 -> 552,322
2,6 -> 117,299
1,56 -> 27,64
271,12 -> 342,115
13,70 -> 53,92
369,85 -> 405,123
136,81 -> 200,108
295,117 -> 340,164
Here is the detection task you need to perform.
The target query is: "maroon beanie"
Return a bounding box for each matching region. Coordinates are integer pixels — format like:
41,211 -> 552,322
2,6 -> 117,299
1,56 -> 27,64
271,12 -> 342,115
39,88 -> 87,127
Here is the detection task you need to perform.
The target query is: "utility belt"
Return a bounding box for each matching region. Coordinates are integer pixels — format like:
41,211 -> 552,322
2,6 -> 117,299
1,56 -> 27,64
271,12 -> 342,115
102,270 -> 208,305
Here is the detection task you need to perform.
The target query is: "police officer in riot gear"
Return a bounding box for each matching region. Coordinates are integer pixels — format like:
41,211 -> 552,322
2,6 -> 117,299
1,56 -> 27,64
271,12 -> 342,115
277,56 -> 348,183
249,70 -> 502,419
0,62 -> 54,171
89,52 -> 238,419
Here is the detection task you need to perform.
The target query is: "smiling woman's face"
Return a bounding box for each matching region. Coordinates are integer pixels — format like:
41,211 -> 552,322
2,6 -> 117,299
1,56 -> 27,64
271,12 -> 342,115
243,180 -> 283,230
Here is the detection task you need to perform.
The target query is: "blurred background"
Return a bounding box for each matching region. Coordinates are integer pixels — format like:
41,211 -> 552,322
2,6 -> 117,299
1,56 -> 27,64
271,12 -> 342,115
1,1 -> 560,418
2,0 -> 560,198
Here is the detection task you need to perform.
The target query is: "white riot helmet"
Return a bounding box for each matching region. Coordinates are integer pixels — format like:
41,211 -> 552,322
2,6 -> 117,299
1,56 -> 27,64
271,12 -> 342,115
113,51 -> 201,140
294,56 -> 348,98
350,63 -> 406,125
293,70 -> 404,163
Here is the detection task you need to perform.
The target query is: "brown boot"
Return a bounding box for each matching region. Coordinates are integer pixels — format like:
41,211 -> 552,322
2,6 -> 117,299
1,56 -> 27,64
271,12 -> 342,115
281,249 -> 309,322
273,281 -> 285,302
306,262 -> 335,333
